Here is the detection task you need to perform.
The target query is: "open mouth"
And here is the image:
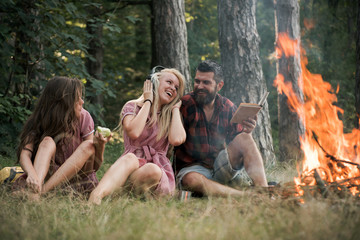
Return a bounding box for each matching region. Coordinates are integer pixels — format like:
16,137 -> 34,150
166,91 -> 173,97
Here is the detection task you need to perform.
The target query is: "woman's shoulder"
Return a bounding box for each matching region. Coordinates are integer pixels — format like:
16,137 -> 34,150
122,100 -> 141,114
123,100 -> 137,108
80,108 -> 94,134
80,108 -> 93,120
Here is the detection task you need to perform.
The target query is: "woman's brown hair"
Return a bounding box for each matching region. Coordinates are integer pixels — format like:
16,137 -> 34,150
17,76 -> 83,162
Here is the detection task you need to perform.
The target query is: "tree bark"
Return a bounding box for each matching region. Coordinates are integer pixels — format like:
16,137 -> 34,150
152,0 -> 192,92
274,0 -> 304,161
356,0 -> 360,128
86,5 -> 104,121
218,0 -> 275,165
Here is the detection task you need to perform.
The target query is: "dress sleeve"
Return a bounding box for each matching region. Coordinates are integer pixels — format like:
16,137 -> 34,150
80,108 -> 95,138
121,102 -> 137,123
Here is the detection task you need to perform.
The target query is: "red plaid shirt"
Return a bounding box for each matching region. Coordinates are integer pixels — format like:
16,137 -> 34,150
174,92 -> 243,172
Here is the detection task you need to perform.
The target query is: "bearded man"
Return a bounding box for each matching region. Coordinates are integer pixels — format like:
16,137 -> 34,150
175,60 -> 268,197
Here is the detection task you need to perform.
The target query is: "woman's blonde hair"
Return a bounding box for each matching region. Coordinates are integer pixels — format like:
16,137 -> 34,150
119,68 -> 186,140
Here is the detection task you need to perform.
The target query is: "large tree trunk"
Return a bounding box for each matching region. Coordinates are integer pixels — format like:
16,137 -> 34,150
86,5 -> 104,122
274,0 -> 304,161
152,0 -> 192,92
218,0 -> 275,165
356,0 -> 360,128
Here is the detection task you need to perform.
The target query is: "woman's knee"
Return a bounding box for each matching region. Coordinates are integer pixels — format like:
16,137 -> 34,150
119,153 -> 139,170
39,136 -> 56,152
138,163 -> 162,183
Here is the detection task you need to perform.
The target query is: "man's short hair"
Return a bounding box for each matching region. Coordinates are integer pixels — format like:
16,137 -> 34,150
196,60 -> 224,84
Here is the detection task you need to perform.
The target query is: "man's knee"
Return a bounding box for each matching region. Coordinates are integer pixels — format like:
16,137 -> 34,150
234,132 -> 256,146
181,172 -> 205,188
229,133 -> 258,156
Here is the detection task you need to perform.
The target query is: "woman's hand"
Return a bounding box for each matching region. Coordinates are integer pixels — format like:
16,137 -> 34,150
143,80 -> 153,103
26,173 -> 42,193
173,100 -> 182,109
94,130 -> 111,146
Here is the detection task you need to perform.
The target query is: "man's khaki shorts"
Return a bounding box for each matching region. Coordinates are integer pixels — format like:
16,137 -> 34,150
176,148 -> 244,189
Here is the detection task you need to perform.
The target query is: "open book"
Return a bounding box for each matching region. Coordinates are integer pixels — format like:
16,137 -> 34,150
230,92 -> 269,124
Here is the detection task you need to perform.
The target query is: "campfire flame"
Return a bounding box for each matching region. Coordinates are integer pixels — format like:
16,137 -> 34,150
274,33 -> 360,198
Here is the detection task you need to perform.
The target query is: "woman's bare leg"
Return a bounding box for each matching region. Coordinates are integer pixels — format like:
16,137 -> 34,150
78,154 -> 96,178
29,137 -> 56,194
42,140 -> 95,194
88,153 -> 139,205
128,163 -> 162,196
12,137 -> 56,200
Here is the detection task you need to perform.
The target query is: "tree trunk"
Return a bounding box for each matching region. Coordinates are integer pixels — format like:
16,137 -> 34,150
152,0 -> 192,92
356,0 -> 360,128
86,5 -> 104,121
274,0 -> 304,161
218,0 -> 275,165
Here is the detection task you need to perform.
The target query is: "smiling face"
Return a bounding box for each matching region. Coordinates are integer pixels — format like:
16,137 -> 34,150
194,71 -> 223,106
157,72 -> 180,106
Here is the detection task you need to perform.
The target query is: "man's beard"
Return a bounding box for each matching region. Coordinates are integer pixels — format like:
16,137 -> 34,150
194,87 -> 217,106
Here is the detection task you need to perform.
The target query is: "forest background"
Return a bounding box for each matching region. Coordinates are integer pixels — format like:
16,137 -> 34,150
1,1 -> 360,239
0,0 -> 358,163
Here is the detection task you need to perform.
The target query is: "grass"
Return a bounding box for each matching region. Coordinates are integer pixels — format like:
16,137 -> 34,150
1,142 -> 360,240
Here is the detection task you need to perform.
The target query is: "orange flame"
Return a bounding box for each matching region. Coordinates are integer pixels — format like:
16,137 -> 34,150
274,33 -> 360,197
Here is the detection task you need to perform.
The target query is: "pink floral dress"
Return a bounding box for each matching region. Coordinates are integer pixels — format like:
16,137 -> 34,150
121,102 -> 175,195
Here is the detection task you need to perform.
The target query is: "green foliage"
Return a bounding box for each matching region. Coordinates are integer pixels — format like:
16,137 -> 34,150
0,0 -> 126,155
186,0 -> 220,73
0,0 -> 89,155
0,94 -> 32,156
101,4 -> 152,127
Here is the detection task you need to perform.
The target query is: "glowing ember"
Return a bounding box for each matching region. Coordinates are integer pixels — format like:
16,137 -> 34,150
274,33 -> 360,198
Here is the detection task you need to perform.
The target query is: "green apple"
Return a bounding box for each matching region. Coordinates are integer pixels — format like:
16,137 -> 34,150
97,126 -> 111,138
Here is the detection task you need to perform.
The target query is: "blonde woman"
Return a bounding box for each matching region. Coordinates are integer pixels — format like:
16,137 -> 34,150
89,68 -> 186,204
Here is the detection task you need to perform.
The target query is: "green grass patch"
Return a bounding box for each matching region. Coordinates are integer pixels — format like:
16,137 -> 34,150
1,142 -> 360,239
1,186 -> 360,240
